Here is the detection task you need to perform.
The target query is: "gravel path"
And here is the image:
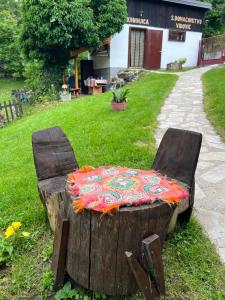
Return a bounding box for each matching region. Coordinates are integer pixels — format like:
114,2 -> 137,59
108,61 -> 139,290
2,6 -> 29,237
155,66 -> 225,263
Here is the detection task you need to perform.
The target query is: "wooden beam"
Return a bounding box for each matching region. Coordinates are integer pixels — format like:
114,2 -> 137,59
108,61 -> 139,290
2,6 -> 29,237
125,251 -> 159,300
75,58 -> 79,97
9,100 -> 14,120
70,48 -> 87,58
51,210 -> 69,290
3,101 -> 9,123
141,234 -> 165,296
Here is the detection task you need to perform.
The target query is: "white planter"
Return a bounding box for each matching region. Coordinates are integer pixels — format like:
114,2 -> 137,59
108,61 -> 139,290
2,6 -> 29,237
60,93 -> 71,102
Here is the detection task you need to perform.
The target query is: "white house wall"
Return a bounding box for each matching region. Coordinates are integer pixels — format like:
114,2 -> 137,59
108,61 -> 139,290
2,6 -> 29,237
110,24 -> 202,70
110,25 -> 130,70
161,30 -> 202,68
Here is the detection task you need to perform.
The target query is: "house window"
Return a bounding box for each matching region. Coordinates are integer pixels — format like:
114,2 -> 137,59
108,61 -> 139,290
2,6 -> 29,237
169,30 -> 186,42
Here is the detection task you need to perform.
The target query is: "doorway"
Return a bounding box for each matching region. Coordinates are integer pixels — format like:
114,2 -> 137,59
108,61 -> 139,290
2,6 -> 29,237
129,28 -> 145,68
129,28 -> 163,69
144,29 -> 163,69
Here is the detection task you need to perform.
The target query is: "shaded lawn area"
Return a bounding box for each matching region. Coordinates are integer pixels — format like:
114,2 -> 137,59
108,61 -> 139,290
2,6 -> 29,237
202,66 -> 225,139
0,73 -> 225,299
0,78 -> 25,103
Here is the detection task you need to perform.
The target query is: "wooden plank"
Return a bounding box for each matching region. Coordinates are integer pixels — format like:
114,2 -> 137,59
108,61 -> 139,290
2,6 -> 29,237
115,204 -> 158,295
125,251 -> 159,300
66,208 -> 91,289
60,190 -> 72,216
150,203 -> 174,243
78,210 -> 92,287
38,176 -> 67,231
177,178 -> 195,224
9,100 -> 14,120
51,210 -> 69,290
142,235 -> 165,295
89,211 -> 120,295
13,100 -> 18,117
3,101 -> 9,123
19,101 -> 23,116
15,100 -> 19,117
127,0 -> 205,32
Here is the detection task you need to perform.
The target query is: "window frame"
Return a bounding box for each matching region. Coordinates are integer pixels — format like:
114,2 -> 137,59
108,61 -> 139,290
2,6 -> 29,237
168,30 -> 186,42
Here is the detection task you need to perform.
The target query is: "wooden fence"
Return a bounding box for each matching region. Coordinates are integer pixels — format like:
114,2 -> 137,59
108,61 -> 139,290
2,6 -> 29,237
198,33 -> 225,66
0,100 -> 23,125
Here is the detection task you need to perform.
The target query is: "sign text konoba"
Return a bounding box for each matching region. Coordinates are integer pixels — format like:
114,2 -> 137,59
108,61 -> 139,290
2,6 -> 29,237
127,17 -> 150,25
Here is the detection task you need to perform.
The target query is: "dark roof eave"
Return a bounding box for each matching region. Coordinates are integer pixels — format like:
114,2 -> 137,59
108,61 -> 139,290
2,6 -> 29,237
162,0 -> 212,9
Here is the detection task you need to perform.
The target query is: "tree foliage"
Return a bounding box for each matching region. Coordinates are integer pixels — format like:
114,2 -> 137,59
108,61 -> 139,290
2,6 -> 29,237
0,9 -> 23,77
202,0 -> 225,37
21,0 -> 127,68
0,0 -> 21,18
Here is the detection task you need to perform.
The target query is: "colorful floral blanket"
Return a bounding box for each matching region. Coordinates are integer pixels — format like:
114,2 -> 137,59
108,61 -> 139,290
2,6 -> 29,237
67,166 -> 189,214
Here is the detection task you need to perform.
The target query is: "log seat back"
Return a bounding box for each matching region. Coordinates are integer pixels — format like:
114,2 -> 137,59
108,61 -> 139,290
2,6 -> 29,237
32,126 -> 79,231
152,128 -> 202,226
32,126 -> 78,181
152,128 -> 202,188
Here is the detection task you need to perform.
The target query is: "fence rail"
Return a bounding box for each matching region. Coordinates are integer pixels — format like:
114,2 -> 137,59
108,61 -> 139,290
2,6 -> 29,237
0,100 -> 23,125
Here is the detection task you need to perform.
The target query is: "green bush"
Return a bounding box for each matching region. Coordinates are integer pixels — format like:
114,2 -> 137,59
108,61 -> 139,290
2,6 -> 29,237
23,60 -> 60,104
178,57 -> 187,65
0,10 -> 24,78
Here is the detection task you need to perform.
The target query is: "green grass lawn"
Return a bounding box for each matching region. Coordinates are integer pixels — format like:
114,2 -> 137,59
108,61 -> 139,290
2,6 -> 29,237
202,66 -> 225,140
1,73 -> 225,299
0,78 -> 25,103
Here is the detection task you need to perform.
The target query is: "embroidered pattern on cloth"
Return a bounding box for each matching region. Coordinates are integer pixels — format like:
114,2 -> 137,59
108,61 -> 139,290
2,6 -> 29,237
67,166 -> 189,214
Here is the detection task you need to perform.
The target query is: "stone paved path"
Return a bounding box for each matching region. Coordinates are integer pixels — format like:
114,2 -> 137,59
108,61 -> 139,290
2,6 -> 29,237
155,66 -> 225,263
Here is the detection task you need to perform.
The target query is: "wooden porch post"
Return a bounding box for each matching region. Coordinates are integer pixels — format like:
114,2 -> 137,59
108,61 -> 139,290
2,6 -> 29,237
74,57 -> 79,97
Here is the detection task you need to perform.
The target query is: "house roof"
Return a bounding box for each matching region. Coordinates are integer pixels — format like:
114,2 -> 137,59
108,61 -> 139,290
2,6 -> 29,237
162,0 -> 212,9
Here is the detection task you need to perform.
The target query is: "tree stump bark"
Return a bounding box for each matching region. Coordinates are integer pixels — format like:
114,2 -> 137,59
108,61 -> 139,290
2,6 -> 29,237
66,201 -> 174,296
38,176 -> 70,231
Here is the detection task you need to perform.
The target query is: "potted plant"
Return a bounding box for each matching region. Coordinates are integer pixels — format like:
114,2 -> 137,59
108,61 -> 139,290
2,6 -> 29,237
59,84 -> 71,102
111,88 -> 129,111
167,57 -> 187,70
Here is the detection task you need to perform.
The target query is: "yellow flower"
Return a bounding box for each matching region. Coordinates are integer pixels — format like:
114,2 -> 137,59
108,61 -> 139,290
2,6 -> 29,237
12,222 -> 21,230
5,226 -> 15,238
22,232 -> 30,238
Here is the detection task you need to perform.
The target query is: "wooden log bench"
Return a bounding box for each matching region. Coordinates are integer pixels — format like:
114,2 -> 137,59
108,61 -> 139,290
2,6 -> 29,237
32,127 -> 202,299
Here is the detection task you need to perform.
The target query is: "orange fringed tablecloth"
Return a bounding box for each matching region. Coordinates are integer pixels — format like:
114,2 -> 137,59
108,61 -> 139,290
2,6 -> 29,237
67,166 -> 189,214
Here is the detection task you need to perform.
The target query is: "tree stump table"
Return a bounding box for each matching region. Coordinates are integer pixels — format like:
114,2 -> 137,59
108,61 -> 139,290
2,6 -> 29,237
62,199 -> 174,297
51,166 -> 191,299
53,195 -> 174,299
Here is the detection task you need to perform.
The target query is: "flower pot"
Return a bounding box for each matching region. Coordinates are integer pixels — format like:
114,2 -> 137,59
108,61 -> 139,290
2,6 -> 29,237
60,92 -> 71,102
167,63 -> 182,70
111,100 -> 127,111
